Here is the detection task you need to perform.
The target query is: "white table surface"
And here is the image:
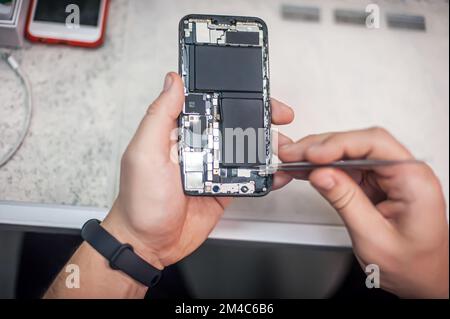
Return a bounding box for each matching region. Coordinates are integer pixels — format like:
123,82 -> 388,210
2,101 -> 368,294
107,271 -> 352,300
0,0 -> 448,247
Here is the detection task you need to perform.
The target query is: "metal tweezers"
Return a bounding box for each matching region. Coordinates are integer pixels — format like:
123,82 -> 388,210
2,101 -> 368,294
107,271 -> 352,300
252,159 -> 424,175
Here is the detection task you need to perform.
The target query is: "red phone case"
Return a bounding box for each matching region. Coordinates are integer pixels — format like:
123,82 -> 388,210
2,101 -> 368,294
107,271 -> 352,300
25,0 -> 110,48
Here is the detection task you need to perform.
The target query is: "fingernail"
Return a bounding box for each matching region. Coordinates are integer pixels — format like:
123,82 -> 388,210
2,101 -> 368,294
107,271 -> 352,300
163,73 -> 173,91
312,175 -> 335,191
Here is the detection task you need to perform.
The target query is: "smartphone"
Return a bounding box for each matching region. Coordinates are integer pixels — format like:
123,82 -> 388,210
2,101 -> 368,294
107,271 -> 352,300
178,14 -> 272,197
26,0 -> 109,48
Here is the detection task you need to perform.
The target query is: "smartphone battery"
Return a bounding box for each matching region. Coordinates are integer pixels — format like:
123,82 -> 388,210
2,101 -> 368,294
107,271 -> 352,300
190,45 -> 264,93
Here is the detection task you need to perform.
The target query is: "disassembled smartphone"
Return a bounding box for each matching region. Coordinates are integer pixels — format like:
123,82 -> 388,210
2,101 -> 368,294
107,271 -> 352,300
178,14 -> 272,196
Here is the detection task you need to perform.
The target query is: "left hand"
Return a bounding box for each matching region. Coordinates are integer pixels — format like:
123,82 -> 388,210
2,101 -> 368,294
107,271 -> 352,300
102,72 -> 295,269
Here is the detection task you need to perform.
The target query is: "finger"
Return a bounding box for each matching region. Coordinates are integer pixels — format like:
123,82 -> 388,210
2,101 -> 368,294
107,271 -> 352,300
272,171 -> 293,190
271,131 -> 294,188
129,72 -> 184,160
277,133 -> 331,180
303,127 -> 413,164
272,131 -> 293,155
309,168 -> 388,239
148,72 -> 184,119
278,133 -> 333,162
271,98 -> 295,125
277,131 -> 293,146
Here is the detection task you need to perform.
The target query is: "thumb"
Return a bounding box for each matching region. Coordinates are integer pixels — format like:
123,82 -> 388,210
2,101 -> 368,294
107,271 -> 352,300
309,168 -> 385,239
130,72 -> 184,159
148,72 -> 185,120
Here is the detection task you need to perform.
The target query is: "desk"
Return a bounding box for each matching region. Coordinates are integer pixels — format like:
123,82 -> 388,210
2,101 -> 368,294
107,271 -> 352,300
1,0 -> 448,248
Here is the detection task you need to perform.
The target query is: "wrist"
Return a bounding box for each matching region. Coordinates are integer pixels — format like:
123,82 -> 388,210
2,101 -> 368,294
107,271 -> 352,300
101,203 -> 165,271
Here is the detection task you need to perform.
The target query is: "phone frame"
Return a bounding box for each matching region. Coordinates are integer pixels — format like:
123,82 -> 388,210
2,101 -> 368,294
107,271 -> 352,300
178,14 -> 273,197
26,0 -> 109,48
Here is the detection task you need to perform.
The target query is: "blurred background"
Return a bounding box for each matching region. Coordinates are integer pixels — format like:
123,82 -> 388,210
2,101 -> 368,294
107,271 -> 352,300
0,0 -> 448,298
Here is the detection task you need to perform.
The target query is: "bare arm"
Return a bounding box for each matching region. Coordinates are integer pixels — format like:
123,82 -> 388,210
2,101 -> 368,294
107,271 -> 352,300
44,73 -> 295,298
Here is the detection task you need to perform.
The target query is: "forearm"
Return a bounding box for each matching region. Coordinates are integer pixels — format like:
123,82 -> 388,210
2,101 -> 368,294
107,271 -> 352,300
44,206 -> 163,299
43,241 -> 148,299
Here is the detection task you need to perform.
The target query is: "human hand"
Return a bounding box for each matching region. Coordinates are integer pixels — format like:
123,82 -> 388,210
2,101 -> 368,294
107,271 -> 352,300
278,127 -> 449,298
102,73 -> 295,270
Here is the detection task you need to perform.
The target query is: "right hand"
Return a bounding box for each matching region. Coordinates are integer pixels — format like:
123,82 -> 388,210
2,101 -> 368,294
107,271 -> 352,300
278,127 -> 449,298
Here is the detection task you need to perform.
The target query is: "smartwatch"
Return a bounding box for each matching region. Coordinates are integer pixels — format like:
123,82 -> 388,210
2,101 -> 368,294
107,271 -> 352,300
81,219 -> 162,287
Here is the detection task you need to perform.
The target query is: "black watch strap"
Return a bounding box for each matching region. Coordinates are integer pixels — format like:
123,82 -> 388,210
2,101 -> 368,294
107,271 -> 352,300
81,219 -> 162,287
